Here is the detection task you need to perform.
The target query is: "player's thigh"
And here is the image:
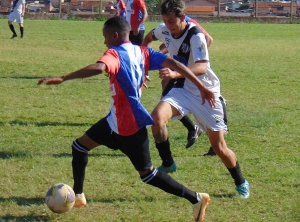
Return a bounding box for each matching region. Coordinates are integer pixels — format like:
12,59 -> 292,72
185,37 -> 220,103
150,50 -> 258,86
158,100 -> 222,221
7,13 -> 16,22
84,117 -> 118,150
151,101 -> 179,124
120,127 -> 152,171
190,97 -> 227,132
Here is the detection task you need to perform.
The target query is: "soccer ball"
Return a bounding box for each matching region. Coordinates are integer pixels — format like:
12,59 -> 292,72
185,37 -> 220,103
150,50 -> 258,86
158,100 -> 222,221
45,183 -> 75,214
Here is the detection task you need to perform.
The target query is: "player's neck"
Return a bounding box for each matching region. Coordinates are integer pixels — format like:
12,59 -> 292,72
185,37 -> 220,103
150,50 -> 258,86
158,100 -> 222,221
172,22 -> 188,39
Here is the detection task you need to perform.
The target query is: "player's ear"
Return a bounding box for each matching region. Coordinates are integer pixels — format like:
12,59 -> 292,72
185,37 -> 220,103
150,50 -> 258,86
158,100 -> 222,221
180,14 -> 186,22
113,31 -> 119,40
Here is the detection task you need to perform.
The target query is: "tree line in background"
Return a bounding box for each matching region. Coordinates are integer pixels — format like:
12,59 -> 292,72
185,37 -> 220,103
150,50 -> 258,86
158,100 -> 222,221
145,0 -> 162,15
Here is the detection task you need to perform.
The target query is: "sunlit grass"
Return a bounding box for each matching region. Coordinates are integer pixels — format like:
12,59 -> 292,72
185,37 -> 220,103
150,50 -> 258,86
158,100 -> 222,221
0,20 -> 299,221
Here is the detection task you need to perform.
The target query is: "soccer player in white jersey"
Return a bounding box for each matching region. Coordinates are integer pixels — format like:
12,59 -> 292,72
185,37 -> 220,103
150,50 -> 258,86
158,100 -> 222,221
8,0 -> 26,39
142,0 -> 250,199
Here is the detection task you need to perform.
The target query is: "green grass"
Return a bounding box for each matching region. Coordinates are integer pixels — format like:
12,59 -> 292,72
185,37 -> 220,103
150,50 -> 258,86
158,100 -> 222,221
0,20 -> 300,221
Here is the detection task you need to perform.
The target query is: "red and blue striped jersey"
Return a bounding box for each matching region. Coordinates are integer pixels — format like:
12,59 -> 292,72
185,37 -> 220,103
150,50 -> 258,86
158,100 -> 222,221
98,42 -> 167,136
125,0 -> 146,31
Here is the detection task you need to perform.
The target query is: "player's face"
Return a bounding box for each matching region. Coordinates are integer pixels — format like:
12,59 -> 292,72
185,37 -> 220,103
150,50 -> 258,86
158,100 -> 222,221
102,28 -> 117,47
162,13 -> 186,38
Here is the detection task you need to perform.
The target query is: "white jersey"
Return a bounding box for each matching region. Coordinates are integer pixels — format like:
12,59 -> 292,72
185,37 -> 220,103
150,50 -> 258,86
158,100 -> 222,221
11,0 -> 25,14
153,22 -> 221,98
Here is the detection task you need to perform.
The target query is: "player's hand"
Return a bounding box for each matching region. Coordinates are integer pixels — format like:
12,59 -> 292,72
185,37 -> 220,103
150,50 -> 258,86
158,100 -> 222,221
38,77 -> 64,85
133,27 -> 140,36
159,68 -> 177,79
142,75 -> 151,89
199,87 -> 216,108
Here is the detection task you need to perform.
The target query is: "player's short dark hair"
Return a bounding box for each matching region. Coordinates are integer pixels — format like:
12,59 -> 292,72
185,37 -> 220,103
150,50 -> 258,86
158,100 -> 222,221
103,16 -> 130,33
160,0 -> 186,17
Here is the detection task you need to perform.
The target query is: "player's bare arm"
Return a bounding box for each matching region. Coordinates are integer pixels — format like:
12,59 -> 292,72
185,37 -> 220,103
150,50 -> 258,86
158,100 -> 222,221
38,63 -> 106,85
133,8 -> 148,35
162,57 -> 215,107
141,29 -> 155,47
21,3 -> 25,16
205,33 -> 213,47
161,60 -> 208,80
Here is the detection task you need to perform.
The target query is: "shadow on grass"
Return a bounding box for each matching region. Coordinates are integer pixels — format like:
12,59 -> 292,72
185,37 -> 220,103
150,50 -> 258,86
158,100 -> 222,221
53,152 -> 125,158
0,151 -> 125,159
0,76 -> 44,79
0,215 -> 50,221
2,120 -> 90,127
0,197 -> 43,206
212,193 -> 236,198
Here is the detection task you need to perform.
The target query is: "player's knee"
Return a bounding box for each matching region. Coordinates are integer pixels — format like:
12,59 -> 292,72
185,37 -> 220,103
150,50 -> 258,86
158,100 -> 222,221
211,142 -> 226,155
151,112 -> 168,127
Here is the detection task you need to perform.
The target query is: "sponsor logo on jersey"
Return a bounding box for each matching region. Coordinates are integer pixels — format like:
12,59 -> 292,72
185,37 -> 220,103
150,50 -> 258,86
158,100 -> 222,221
197,42 -> 206,52
162,31 -> 170,36
165,38 -> 170,47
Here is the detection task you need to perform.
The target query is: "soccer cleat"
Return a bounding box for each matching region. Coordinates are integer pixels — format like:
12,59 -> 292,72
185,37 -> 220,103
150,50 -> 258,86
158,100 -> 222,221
157,162 -> 177,173
186,125 -> 202,148
193,193 -> 210,222
11,34 -> 17,39
203,147 -> 216,156
236,180 -> 250,199
73,193 -> 87,208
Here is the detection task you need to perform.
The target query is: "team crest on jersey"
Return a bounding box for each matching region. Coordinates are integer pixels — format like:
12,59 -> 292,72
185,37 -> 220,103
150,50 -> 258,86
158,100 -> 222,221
162,31 -> 170,36
197,42 -> 207,53
181,43 -> 190,54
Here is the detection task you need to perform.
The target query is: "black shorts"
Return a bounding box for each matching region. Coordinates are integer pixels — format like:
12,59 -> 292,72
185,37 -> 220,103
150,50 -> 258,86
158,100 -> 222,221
129,30 -> 145,46
85,118 -> 152,171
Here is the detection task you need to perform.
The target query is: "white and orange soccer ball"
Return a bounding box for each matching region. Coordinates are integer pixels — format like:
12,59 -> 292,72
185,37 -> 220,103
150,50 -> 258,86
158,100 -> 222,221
45,183 -> 75,214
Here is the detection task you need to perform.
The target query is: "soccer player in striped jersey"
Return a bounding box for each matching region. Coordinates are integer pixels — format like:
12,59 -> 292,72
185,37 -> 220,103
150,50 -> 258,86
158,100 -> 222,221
143,0 -> 250,199
125,0 -> 148,46
115,0 -> 126,18
38,16 -> 214,221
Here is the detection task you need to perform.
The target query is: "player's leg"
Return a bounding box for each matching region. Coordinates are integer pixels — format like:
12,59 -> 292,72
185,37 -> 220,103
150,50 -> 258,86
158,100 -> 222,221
16,13 -> 24,38
207,129 -> 250,198
72,118 -> 119,207
203,95 -> 227,156
123,127 -> 210,222
151,100 -> 180,173
129,30 -> 145,46
180,115 -> 202,148
19,22 -> 24,38
162,80 -> 201,149
7,14 -> 17,38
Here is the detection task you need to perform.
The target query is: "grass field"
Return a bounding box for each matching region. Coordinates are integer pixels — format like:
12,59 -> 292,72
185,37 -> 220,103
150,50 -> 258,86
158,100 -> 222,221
0,19 -> 300,221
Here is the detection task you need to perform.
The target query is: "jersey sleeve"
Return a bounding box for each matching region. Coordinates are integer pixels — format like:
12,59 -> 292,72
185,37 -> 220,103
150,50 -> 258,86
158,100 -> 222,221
153,23 -> 166,43
190,33 -> 209,62
147,47 -> 168,70
97,49 -> 120,75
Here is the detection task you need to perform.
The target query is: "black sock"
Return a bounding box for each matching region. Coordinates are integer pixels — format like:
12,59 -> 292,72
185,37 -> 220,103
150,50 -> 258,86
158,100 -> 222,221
72,140 -> 89,194
141,170 -> 198,204
9,24 -> 16,35
179,116 -> 195,132
227,162 -> 245,186
20,27 -> 24,37
155,139 -> 173,167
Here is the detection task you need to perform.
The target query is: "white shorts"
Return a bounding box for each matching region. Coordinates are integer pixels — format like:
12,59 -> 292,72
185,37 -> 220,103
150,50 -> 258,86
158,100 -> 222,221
161,88 -> 228,133
8,12 -> 23,24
